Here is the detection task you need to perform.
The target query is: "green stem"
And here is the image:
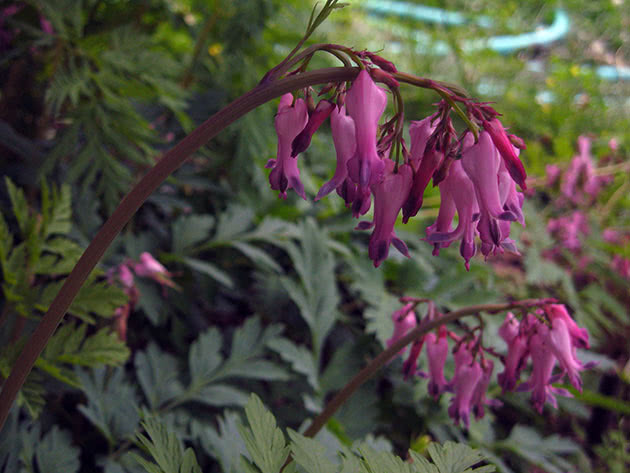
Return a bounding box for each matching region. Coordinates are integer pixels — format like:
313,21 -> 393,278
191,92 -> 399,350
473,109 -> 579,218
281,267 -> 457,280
0,66 -> 360,432
302,298 -> 555,438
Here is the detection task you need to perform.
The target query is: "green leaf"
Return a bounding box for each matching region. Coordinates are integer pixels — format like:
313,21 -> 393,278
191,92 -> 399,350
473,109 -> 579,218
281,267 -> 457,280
238,394 -> 291,473
230,241 -> 282,273
188,328 -> 223,385
287,429 -> 337,473
0,211 -> 12,266
193,411 -> 247,473
45,184 -> 72,237
132,417 -> 201,473
77,367 -> 139,444
171,214 -> 215,253
356,444 -> 414,473
189,384 -> 250,407
35,237 -> 84,275
281,219 -> 339,358
33,426 -> 81,473
4,177 -> 29,235
183,257 -> 233,288
267,337 -> 319,390
426,441 -> 495,473
135,343 -> 184,409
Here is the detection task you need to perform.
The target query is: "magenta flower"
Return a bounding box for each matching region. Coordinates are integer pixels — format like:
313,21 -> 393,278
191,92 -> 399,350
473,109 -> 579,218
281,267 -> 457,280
365,160 -> 413,267
403,337 -> 425,380
547,316 -> 586,391
448,342 -> 482,428
498,312 -> 519,344
424,325 -> 449,398
267,93 -> 309,199
472,359 -> 501,420
292,99 -> 335,157
561,136 -> 603,204
315,106 -> 356,201
345,69 -> 387,189
133,252 -> 177,289
483,118 -> 527,190
547,211 -> 589,250
386,303 -> 417,356
118,264 -> 135,289
402,117 -> 443,223
545,304 -> 589,349
426,160 -> 478,270
518,325 -> 571,413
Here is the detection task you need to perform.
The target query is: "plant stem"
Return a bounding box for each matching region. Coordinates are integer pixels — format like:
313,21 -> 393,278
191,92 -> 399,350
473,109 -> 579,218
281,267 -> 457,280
302,298 -> 555,438
0,66 -> 360,432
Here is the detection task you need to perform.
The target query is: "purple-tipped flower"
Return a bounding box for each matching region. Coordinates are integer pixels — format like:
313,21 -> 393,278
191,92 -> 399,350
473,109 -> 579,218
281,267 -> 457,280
425,325 -> 449,398
387,303 -> 417,356
472,359 -> 501,419
316,106 -> 356,201
345,69 -> 387,189
402,118 -> 443,223
292,99 -> 335,157
267,93 -> 308,199
426,160 -> 478,270
366,160 -> 413,267
448,342 -> 482,428
483,118 -> 527,190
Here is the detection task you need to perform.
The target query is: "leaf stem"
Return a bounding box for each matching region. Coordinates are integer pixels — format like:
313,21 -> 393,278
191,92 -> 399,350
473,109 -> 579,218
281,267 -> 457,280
0,67 -> 360,432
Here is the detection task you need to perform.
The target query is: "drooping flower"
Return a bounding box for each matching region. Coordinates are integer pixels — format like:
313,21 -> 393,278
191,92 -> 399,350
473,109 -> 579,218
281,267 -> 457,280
387,303 -> 417,356
315,106 -> 356,201
267,93 -> 309,200
545,304 -> 589,349
472,359 -> 501,420
361,160 -> 413,267
547,211 -> 589,250
424,325 -> 449,398
482,118 -> 527,190
292,99 -> 335,157
345,69 -> 387,189
448,342 -> 483,428
561,135 -> 603,204
403,337 -> 425,380
426,159 -> 478,270
402,117 -> 443,223
546,316 -> 586,391
133,252 -> 177,289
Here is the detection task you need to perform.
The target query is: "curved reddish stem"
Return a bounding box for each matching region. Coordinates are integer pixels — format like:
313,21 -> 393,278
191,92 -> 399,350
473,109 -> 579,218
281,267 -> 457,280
0,67 -> 360,432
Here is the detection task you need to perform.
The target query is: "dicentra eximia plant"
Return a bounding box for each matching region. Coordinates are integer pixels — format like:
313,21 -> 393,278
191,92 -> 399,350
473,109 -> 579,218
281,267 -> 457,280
0,0 -> 591,439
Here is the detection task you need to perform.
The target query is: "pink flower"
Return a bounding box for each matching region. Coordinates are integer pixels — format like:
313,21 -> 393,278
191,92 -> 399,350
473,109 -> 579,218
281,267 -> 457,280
518,324 -> 571,413
547,316 -> 586,391
498,312 -> 519,344
133,252 -> 177,289
472,359 -> 501,420
345,70 -> 387,189
424,325 -> 449,398
545,304 -> 589,349
315,106 -> 356,201
547,211 -> 589,250
292,99 -> 335,157
498,329 -> 529,393
402,117 -> 443,223
403,338 -> 425,380
267,94 -> 309,199
545,164 -> 561,186
386,303 -> 417,356
561,136 -> 603,204
482,118 -> 527,190
426,160 -> 478,270
363,160 -> 413,267
117,264 -> 135,289
448,342 -> 482,428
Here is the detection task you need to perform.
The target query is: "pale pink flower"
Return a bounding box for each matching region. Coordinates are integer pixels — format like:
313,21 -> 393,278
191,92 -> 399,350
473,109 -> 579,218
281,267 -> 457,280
424,326 -> 449,398
267,93 -> 309,199
315,106 -> 356,201
363,160 -> 413,267
133,252 -> 177,289
472,359 -> 501,420
386,303 -> 417,356
482,118 -> 527,190
345,70 -> 387,189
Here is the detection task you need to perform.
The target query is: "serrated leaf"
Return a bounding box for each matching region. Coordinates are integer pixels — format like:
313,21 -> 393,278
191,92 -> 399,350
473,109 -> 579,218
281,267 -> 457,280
33,426 -> 80,473
135,343 -> 183,409
183,257 -> 233,288
194,411 -> 247,473
4,177 -> 29,235
427,441 -> 494,473
188,328 -> 223,385
35,237 -> 84,275
356,444 -> 414,473
77,367 -> 139,444
239,394 -> 290,473
267,338 -> 319,390
0,211 -> 12,266
172,215 -> 215,253
230,241 -> 282,273
58,327 -> 130,366
190,384 -> 249,407
45,184 -> 72,236
288,429 -> 336,473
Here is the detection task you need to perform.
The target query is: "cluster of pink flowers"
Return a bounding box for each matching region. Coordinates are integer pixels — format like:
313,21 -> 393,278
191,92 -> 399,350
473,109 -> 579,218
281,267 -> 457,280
387,302 -> 593,427
543,136 -> 628,279
107,252 -> 176,340
268,64 -> 527,269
